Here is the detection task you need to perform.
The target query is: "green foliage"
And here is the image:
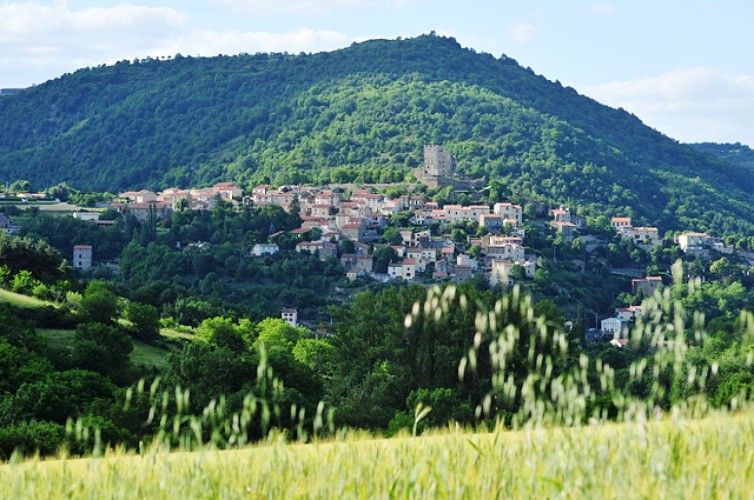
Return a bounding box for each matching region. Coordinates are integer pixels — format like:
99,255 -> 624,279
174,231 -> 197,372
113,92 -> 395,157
78,281 -> 120,325
124,301 -> 160,341
71,323 -> 133,383
11,271 -> 37,295
114,205 -> 330,321
327,284 -> 483,429
0,233 -> 70,284
406,387 -> 473,431
0,420 -> 68,459
254,318 -> 302,353
196,316 -> 253,351
166,343 -> 257,410
19,213 -> 128,261
692,142 -> 754,172
372,246 -> 399,274
292,338 -> 335,379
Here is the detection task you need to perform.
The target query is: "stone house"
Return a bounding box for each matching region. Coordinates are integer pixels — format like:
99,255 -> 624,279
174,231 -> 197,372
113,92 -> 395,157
73,245 -> 93,270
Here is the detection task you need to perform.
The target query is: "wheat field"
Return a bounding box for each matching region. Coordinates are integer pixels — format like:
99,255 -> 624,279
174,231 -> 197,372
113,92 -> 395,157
2,410 -> 751,499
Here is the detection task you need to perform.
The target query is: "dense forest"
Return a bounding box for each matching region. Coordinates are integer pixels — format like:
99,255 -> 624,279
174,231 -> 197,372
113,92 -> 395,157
692,142 -> 754,172
1,34 -> 754,236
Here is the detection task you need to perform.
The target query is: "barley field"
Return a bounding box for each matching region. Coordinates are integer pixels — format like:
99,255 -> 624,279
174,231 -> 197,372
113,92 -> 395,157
2,410 -> 752,499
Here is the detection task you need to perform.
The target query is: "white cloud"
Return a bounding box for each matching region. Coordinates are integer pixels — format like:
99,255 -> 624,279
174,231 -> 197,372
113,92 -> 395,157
0,2 -> 358,87
0,3 -> 184,42
212,0 -> 418,15
585,67 -> 754,145
510,23 -> 536,44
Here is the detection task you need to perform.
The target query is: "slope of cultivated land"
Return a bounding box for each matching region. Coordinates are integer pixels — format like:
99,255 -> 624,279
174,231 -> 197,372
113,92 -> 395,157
0,288 -> 56,309
3,411 -> 753,498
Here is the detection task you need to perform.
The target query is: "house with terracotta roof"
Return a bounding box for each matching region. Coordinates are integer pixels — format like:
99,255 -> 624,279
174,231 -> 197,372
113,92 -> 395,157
550,206 -> 585,228
158,188 -> 192,208
552,221 -> 577,241
351,191 -> 384,212
120,190 -> 157,203
456,253 -> 478,271
621,226 -> 660,247
493,202 -> 523,226
310,204 -> 335,218
440,245 -> 455,259
253,185 -> 270,196
126,201 -> 172,221
610,217 -> 632,233
485,242 -> 525,263
290,227 -> 313,237
402,259 -> 416,282
387,258 -> 416,282
616,305 -> 644,321
479,213 -> 504,232
387,262 -> 403,280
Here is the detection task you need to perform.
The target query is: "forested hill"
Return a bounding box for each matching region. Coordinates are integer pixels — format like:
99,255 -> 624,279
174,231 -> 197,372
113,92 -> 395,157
691,142 -> 754,172
1,33 -> 754,235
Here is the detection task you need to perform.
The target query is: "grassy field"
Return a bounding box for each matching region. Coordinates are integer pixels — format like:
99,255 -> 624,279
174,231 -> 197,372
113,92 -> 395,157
1,411 -> 752,497
38,329 -> 175,369
1,200 -> 94,214
0,288 -> 56,309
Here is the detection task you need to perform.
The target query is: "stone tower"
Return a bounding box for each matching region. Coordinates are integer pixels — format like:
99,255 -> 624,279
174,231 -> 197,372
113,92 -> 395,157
416,145 -> 456,188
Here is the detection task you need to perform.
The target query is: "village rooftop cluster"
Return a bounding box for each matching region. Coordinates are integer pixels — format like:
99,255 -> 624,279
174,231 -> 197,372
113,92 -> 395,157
5,147 -> 745,340
107,176 -> 741,340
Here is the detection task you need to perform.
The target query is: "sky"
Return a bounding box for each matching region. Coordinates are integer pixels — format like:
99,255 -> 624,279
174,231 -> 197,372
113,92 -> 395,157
2,0 -> 754,146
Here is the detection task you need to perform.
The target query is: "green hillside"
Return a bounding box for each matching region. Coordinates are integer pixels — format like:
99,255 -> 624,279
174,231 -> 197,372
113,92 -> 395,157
1,34 -> 753,234
691,142 -> 754,172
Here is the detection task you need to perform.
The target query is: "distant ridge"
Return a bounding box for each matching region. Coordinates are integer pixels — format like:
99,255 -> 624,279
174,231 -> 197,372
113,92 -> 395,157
691,142 -> 754,173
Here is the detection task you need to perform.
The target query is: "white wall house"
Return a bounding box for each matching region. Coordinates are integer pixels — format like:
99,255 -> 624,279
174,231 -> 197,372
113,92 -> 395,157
73,245 -> 93,270
282,308 -> 298,327
251,243 -> 280,257
601,317 -> 628,337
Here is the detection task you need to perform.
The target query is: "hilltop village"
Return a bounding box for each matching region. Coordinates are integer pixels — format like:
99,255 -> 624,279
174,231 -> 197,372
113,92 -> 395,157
2,145 -> 747,340
66,145 -> 741,339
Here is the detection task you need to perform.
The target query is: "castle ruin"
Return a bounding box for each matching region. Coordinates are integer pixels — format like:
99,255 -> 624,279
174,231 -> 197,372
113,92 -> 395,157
415,145 -> 456,188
